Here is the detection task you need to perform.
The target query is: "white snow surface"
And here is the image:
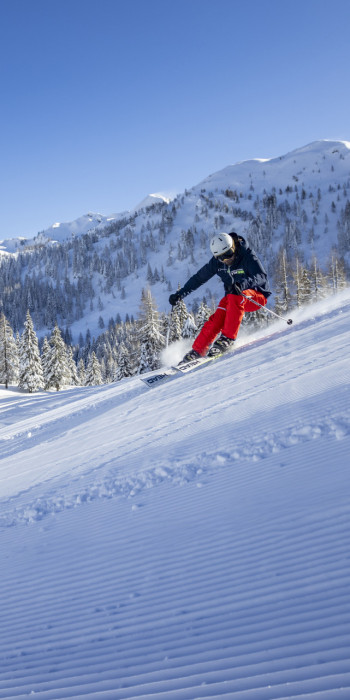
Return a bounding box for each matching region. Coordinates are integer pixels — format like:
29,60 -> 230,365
199,139 -> 350,188
1,290 -> 350,699
132,192 -> 177,213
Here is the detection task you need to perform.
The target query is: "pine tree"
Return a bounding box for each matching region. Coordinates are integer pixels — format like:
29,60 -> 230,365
104,354 -> 116,383
19,311 -> 44,393
85,351 -> 103,385
337,200 -> 350,254
273,248 -> 293,314
292,259 -> 312,308
41,337 -> 51,387
196,300 -> 211,331
0,313 -> 19,388
44,325 -> 71,391
115,342 -> 134,381
177,298 -> 189,330
159,312 -> 171,347
328,254 -> 347,293
299,267 -> 313,306
182,312 -> 197,339
137,288 -> 164,373
66,346 -> 79,385
168,293 -> 191,343
77,358 -> 86,386
309,257 -> 329,302
168,304 -> 182,342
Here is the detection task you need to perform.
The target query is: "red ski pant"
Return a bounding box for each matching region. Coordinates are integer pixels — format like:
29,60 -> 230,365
192,289 -> 267,356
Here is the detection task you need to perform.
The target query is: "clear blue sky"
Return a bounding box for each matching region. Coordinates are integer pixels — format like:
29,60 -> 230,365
1,0 -> 349,239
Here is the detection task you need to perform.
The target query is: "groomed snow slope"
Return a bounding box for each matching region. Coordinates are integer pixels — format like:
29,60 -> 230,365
1,291 -> 350,699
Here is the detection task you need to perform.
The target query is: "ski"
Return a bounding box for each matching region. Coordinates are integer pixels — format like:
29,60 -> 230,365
173,355 -> 216,373
141,353 -> 225,387
140,369 -> 178,388
141,326 -> 291,388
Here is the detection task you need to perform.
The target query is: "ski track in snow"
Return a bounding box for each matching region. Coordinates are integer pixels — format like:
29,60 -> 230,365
1,292 -> 350,698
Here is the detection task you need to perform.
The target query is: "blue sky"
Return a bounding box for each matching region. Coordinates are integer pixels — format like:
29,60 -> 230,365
1,0 -> 349,239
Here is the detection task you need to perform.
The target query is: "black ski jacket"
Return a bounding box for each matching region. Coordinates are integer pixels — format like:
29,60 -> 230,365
179,235 -> 271,300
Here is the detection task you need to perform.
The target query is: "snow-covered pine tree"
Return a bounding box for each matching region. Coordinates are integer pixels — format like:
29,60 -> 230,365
182,312 -> 197,339
158,312 -> 170,348
299,268 -> 313,306
293,258 -> 302,309
115,341 -> 134,381
77,358 -> 86,386
337,200 -> 350,254
273,248 -> 293,314
168,304 -> 182,343
99,356 -> 107,382
41,337 -> 51,387
176,298 -> 189,330
168,291 -> 191,343
328,254 -> 347,293
15,331 -> 20,361
293,259 -> 312,308
66,346 -> 79,386
103,354 -> 116,383
44,324 -> 71,391
309,257 -> 329,302
85,351 -> 103,385
19,311 -> 44,393
0,313 -> 19,388
195,300 -> 211,332
137,288 -> 164,374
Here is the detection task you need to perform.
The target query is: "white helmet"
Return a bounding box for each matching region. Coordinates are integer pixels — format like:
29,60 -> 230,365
210,232 -> 234,258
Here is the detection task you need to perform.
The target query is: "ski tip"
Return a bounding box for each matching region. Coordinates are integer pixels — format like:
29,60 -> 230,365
140,371 -> 175,387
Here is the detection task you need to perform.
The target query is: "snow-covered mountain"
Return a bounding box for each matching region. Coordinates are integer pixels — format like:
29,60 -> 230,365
1,139 -> 348,253
0,139 -> 349,341
0,212 -> 125,254
200,139 -> 350,191
1,289 -> 350,698
132,192 -> 177,213
0,196 -> 175,254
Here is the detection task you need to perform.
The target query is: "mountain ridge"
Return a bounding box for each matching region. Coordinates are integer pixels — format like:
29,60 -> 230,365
1,139 -> 349,254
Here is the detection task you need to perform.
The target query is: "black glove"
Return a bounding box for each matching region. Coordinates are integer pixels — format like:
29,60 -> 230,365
228,282 -> 243,295
169,291 -> 182,306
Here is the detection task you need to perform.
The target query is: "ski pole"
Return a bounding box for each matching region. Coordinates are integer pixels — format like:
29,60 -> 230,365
166,307 -> 173,347
237,287 -> 293,325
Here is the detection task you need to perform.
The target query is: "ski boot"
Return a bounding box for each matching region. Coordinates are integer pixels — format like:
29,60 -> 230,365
178,349 -> 202,366
208,334 -> 235,358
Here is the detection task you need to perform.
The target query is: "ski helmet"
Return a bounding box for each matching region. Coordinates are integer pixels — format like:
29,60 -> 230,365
210,232 -> 235,258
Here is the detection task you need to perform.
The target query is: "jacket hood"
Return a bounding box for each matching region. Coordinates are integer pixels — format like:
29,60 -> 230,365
230,232 -> 248,252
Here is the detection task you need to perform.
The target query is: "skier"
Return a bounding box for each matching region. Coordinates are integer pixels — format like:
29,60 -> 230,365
169,232 -> 271,362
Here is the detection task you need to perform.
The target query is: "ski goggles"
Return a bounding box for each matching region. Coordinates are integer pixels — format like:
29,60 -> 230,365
216,247 -> 235,261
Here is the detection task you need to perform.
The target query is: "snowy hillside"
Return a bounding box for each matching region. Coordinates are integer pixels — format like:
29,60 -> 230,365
0,139 -> 349,343
1,290 -> 350,699
132,192 -> 177,213
200,140 -> 350,191
1,139 -> 349,254
0,197 -> 174,254
0,213 -> 122,254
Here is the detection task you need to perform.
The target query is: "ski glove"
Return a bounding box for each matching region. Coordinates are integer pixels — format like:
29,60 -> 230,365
169,291 -> 182,306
